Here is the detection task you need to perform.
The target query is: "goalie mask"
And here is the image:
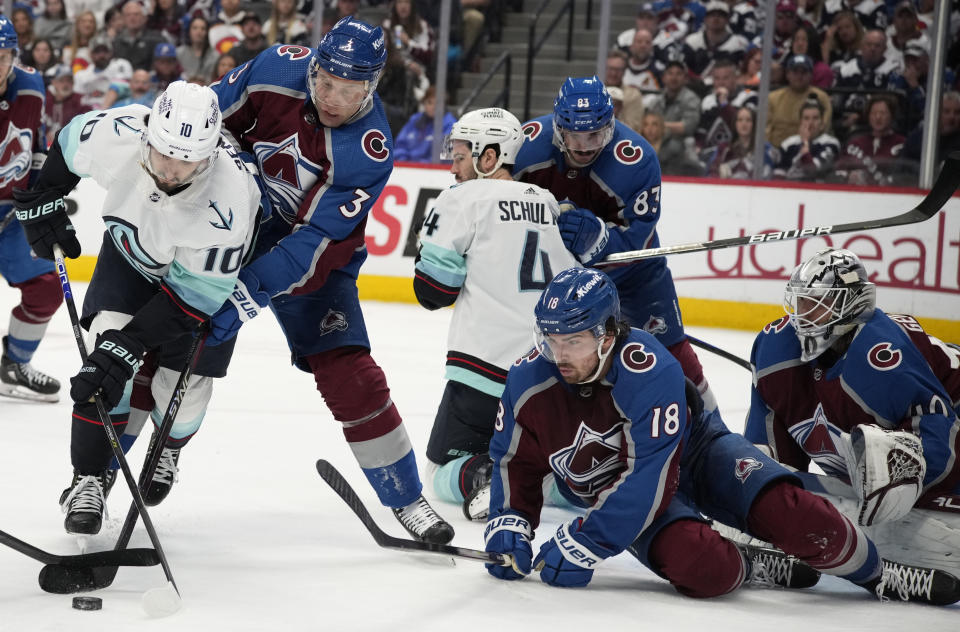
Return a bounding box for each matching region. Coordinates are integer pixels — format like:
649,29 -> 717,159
141,81 -> 222,191
784,248 -> 876,361
441,108 -> 524,178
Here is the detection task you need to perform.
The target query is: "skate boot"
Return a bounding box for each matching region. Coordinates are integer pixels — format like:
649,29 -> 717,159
864,559 -> 960,606
392,495 -> 455,544
59,470 -> 116,535
737,542 -> 821,589
0,337 -> 60,402
461,454 -> 493,522
144,433 -> 180,507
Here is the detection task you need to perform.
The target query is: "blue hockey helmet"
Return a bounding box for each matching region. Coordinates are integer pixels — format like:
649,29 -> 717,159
552,76 -> 615,167
308,16 -> 386,115
784,248 -> 876,361
0,16 -> 17,50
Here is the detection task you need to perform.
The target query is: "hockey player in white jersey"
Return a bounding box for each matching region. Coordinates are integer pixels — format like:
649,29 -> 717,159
14,81 -> 261,535
413,108 -> 579,519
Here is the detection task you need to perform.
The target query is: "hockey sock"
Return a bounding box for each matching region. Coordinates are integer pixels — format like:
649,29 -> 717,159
6,272 -> 62,364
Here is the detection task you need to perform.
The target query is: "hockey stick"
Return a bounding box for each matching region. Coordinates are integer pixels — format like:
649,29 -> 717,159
596,151 -> 960,269
39,327 -> 206,598
0,529 -> 159,568
686,335 -> 751,371
316,459 -> 512,566
51,247 -> 181,616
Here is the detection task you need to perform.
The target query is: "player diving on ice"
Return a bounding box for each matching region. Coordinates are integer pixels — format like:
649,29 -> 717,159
14,81 -> 262,535
745,247 -> 960,587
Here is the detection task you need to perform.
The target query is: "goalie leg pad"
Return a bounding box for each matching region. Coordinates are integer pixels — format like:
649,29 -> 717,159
648,519 -> 747,598
848,424 -> 926,526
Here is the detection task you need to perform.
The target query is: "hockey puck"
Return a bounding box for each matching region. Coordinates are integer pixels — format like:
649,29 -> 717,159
72,596 -> 102,611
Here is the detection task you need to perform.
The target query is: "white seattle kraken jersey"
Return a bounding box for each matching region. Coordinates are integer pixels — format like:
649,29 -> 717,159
58,104 -> 261,315
416,178 -> 579,396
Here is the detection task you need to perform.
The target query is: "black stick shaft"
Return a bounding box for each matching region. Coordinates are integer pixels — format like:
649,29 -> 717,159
686,335 -> 751,371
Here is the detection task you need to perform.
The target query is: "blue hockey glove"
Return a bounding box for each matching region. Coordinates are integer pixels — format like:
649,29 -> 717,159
534,518 -> 612,588
556,206 -> 609,266
484,512 -> 533,581
69,329 -> 145,409
207,269 -> 270,346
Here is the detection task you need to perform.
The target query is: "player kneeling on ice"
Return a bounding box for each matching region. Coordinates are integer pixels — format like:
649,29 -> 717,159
746,247 -> 960,590
14,81 -> 262,535
413,107 -> 578,521
483,267 -> 960,605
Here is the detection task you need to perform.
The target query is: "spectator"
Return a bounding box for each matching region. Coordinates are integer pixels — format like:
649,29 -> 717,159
889,40 -> 955,134
263,0 -> 309,47
681,1 -> 747,80
24,38 -> 59,77
728,0 -> 760,41
822,10 -> 864,65
648,60 -> 703,175
461,0 -> 489,71
377,26 -> 428,135
177,16 -> 217,82
766,53 -> 833,147
146,0 -> 184,45
102,5 -> 123,39
903,91 -> 960,169
697,57 -> 757,149
103,67 -> 156,107
64,0 -> 113,24
210,51 -> 237,83
832,29 -> 900,138
33,0 -> 71,49
43,63 -> 90,146
11,7 -> 36,60
795,0 -> 842,34
228,13 -> 268,66
650,0 -> 707,34
73,33 -> 132,109
706,105 -> 777,179
836,95 -> 906,186
604,50 -> 645,133
785,23 -> 832,88
62,10 -> 97,73
775,98 -> 840,181
624,28 -> 665,92
208,0 -> 244,54
886,0 -> 930,58
769,0 -> 800,65
393,86 -> 455,163
150,41 -> 183,92
640,110 -> 666,154
616,5 -> 686,65
847,0 -> 888,32
113,0 -> 167,71
383,0 -> 435,71
738,45 -> 762,87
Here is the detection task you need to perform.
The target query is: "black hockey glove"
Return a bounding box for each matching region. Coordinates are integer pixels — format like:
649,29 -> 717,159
12,188 -> 81,260
69,330 -> 145,410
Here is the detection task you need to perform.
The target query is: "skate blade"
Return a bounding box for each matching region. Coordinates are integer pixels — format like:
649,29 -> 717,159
0,383 -> 59,402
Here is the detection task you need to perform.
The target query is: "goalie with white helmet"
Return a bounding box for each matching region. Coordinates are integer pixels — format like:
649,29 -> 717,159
415,106 -> 578,519
747,247 -> 960,590
13,80 -> 262,535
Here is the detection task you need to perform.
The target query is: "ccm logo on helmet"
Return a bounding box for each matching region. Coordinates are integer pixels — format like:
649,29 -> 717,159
522,121 -> 543,141
362,129 -> 389,162
621,342 -> 656,373
868,342 -> 902,371
613,140 -> 643,165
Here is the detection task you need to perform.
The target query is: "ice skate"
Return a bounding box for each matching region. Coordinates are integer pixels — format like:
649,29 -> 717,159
0,338 -> 59,402
737,542 -> 821,589
59,470 -> 116,535
864,559 -> 960,606
392,495 -> 455,544
144,433 -> 180,506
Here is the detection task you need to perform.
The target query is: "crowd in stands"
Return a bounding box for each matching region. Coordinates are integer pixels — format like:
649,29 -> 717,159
603,0 -> 960,186
7,0 -> 958,185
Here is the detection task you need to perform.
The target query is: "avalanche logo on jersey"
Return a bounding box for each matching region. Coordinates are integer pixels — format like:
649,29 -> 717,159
253,134 -> 322,222
788,403 -> 849,478
549,421 -> 624,499
104,217 -> 165,279
0,123 -> 32,189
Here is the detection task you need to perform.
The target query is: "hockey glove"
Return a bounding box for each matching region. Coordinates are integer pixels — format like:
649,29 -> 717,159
70,329 -> 145,410
847,424 -> 926,526
208,269 -> 271,347
484,512 -> 533,580
534,517 -> 613,588
12,189 -> 81,260
556,206 -> 609,266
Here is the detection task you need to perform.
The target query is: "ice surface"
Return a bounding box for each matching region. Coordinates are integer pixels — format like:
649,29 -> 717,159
0,284 -> 955,630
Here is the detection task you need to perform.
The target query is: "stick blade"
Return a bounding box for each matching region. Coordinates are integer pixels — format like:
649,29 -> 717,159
38,564 -> 119,594
142,581 -> 182,617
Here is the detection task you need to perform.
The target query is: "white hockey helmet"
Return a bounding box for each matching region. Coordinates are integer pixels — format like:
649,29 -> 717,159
784,248 -> 876,361
141,81 -> 222,186
442,107 -> 524,178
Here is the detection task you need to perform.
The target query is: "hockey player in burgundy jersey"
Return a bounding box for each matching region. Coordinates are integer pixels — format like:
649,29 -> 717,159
209,16 -> 453,544
0,17 -> 63,403
483,267 -> 960,605
512,76 -> 718,413
746,248 -> 960,530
